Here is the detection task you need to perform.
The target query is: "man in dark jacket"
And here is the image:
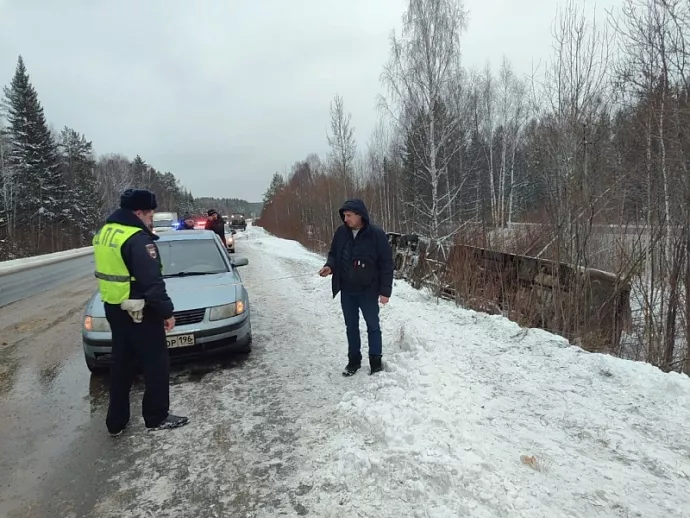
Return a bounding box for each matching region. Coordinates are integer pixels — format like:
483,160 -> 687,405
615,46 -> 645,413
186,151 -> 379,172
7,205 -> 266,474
205,209 -> 226,245
178,213 -> 195,230
92,188 -> 189,435
319,199 -> 394,376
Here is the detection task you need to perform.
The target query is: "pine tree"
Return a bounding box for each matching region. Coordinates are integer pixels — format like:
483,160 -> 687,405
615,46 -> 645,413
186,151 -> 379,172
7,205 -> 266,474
3,56 -> 66,240
0,123 -> 11,234
262,172 -> 286,205
186,191 -> 196,213
130,155 -> 148,186
58,126 -> 100,241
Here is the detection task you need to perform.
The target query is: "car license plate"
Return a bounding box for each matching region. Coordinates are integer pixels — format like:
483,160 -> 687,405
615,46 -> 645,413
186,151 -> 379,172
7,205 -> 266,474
166,333 -> 195,348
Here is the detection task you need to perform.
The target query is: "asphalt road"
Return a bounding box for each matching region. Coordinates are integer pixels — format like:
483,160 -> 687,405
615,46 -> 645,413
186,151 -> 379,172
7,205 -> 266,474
0,251 -> 253,518
0,254 -> 95,308
0,233 -> 339,517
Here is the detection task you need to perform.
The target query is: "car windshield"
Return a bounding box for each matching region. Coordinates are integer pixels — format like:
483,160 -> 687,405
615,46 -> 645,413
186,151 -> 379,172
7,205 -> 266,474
153,219 -> 174,227
157,239 -> 228,277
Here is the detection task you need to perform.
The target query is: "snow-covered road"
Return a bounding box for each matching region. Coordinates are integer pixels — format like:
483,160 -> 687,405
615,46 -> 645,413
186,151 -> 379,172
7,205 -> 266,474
2,225 -> 688,517
96,226 -> 690,518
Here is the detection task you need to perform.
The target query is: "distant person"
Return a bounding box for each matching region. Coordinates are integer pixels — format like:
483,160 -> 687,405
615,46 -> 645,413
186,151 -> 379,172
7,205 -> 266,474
178,213 -> 195,230
205,209 -> 226,244
318,199 -> 394,376
92,188 -> 189,436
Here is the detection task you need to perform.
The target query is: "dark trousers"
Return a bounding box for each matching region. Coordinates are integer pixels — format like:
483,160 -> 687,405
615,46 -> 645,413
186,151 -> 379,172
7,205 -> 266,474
104,304 -> 170,432
340,290 -> 382,359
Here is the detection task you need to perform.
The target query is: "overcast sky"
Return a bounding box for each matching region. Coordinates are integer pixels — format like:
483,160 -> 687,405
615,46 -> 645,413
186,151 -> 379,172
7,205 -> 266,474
0,0 -> 618,202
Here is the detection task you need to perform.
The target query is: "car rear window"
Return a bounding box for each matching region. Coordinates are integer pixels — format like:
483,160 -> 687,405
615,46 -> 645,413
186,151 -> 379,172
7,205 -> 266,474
157,239 -> 228,276
153,219 -> 174,227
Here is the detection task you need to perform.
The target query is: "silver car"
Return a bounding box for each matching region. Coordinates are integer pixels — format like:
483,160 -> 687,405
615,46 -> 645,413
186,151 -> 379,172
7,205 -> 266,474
82,230 -> 252,373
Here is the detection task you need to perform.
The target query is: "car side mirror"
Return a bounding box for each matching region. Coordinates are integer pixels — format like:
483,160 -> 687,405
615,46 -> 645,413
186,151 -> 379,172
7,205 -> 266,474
232,256 -> 249,267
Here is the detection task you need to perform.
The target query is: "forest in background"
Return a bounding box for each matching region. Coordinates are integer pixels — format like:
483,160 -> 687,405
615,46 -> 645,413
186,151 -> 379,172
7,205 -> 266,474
257,0 -> 690,375
0,56 -> 257,260
195,198 -> 263,218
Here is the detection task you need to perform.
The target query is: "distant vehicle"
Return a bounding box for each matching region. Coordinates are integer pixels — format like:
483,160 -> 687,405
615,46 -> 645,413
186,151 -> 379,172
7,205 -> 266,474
229,213 -> 247,232
82,230 -> 252,373
152,211 -> 178,233
193,218 -> 206,230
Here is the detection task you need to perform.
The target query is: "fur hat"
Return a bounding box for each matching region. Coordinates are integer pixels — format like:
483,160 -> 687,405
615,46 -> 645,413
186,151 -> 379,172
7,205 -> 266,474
120,189 -> 157,211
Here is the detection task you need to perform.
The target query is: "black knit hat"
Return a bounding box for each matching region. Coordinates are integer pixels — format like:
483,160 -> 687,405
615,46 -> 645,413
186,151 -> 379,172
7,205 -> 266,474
207,209 -> 218,216
120,189 -> 157,211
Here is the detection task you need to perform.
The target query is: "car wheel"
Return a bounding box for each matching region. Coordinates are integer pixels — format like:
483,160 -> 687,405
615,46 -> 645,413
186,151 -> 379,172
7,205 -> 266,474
237,333 -> 252,353
86,357 -> 108,375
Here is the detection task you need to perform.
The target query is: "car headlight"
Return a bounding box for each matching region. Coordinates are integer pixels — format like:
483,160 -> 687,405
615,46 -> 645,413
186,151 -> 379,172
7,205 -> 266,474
208,301 -> 246,321
84,315 -> 110,332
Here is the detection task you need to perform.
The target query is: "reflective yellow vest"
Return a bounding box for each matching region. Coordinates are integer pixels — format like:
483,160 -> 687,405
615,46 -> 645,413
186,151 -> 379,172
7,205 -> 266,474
92,223 -> 142,304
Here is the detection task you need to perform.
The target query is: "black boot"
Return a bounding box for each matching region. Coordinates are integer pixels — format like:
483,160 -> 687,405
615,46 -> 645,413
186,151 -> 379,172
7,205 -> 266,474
147,414 -> 189,431
369,355 -> 383,375
342,356 -> 362,377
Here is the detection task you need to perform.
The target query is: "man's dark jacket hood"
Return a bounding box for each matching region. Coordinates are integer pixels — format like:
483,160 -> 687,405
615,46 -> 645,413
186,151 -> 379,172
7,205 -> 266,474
99,208 -> 174,318
339,199 -> 370,224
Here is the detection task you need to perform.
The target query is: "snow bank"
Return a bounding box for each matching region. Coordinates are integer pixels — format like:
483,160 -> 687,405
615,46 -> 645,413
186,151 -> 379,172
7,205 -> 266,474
251,225 -> 690,518
0,246 -> 92,276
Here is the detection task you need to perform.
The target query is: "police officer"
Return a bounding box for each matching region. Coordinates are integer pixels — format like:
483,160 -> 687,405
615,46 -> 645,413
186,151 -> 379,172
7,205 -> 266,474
93,188 -> 189,436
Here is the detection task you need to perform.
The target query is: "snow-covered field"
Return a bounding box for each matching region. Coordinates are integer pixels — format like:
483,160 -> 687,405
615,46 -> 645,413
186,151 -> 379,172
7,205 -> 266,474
94,224 -> 690,518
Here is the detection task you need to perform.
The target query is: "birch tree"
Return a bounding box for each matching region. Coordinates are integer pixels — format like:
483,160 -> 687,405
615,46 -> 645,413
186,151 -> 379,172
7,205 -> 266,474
379,0 -> 467,242
609,0 -> 690,370
478,64 -> 498,227
326,93 -> 357,197
535,0 -> 612,264
496,58 -> 528,226
366,117 -> 394,230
